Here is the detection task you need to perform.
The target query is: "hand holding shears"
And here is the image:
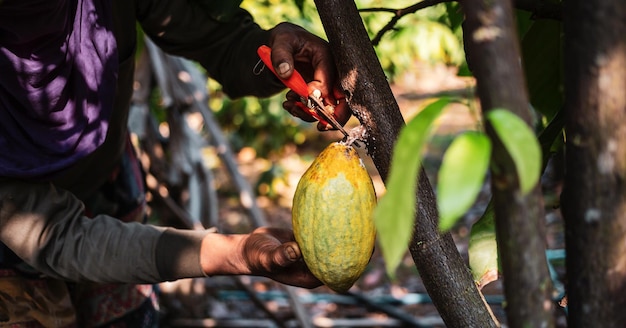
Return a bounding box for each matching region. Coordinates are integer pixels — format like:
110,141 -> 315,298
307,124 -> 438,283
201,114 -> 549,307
257,45 -> 350,137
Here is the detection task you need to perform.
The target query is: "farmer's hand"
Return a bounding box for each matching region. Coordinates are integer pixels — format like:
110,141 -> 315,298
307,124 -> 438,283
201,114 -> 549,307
268,22 -> 351,131
200,227 -> 321,289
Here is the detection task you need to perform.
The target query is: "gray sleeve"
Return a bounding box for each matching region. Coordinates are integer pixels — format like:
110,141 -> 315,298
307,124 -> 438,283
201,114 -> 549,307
0,178 -> 209,283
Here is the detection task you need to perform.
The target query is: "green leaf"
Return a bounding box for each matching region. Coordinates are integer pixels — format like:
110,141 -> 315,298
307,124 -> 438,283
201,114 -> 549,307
515,9 -> 534,39
537,109 -> 565,168
437,132 -> 491,232
468,201 -> 499,287
294,0 -> 305,14
444,2 -> 464,33
487,109 -> 541,194
374,98 -> 450,278
522,19 -> 563,120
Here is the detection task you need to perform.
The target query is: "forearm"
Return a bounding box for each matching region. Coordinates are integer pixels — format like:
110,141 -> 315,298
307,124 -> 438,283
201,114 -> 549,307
199,233 -> 250,276
0,178 -> 209,283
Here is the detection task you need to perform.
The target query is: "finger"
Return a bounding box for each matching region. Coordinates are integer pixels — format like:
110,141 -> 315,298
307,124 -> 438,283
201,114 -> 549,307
333,98 -> 352,126
271,51 -> 295,80
333,87 -> 346,101
254,227 -> 297,243
283,101 -> 317,122
287,265 -> 323,289
285,89 -> 301,103
284,90 -> 315,120
269,241 -> 302,268
270,23 -> 335,97
269,24 -> 303,79
316,99 -> 352,132
316,119 -> 333,131
309,50 -> 337,98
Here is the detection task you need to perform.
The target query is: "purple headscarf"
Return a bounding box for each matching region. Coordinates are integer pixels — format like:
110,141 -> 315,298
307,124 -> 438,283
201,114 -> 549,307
0,0 -> 118,178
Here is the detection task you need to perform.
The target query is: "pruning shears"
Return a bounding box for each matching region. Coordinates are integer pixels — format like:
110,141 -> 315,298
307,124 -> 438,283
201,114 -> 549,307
257,45 -> 349,137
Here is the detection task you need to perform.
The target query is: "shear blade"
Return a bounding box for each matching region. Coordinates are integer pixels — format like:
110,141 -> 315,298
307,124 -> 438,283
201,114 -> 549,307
307,97 -> 349,137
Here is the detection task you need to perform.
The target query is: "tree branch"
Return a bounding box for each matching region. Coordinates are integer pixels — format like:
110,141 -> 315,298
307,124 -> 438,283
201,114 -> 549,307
314,1 -> 498,326
562,0 -> 626,325
360,0 -> 453,46
361,0 -> 561,46
460,0 -> 555,326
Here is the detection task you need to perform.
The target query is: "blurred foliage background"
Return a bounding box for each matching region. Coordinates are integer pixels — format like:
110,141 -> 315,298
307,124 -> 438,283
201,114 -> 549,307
207,0 -> 467,157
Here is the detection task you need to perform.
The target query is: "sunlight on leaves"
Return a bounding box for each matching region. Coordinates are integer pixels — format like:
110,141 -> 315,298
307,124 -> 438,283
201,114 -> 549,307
487,109 -> 541,194
437,132 -> 491,232
374,98 -> 450,278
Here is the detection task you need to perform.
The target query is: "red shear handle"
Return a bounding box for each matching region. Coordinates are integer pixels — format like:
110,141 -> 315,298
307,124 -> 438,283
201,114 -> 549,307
257,45 -> 309,98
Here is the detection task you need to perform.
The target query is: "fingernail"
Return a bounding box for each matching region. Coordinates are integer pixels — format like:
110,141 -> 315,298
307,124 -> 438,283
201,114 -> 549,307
278,62 -> 290,76
285,245 -> 298,261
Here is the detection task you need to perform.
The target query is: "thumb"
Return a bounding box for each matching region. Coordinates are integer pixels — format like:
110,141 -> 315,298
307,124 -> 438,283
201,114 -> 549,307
271,48 -> 295,80
271,241 -> 302,268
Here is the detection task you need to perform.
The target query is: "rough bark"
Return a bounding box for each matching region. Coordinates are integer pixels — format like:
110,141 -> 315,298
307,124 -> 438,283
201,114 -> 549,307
313,1 -> 497,327
460,0 -> 554,326
562,0 -> 626,326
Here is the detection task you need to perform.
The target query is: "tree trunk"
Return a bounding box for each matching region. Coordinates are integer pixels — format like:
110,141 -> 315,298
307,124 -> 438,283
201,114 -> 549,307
313,1 -> 497,327
460,0 -> 555,326
562,0 -> 626,326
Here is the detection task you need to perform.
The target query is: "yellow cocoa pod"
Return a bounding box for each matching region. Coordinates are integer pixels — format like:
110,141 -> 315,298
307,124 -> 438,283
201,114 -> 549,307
292,142 -> 377,293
